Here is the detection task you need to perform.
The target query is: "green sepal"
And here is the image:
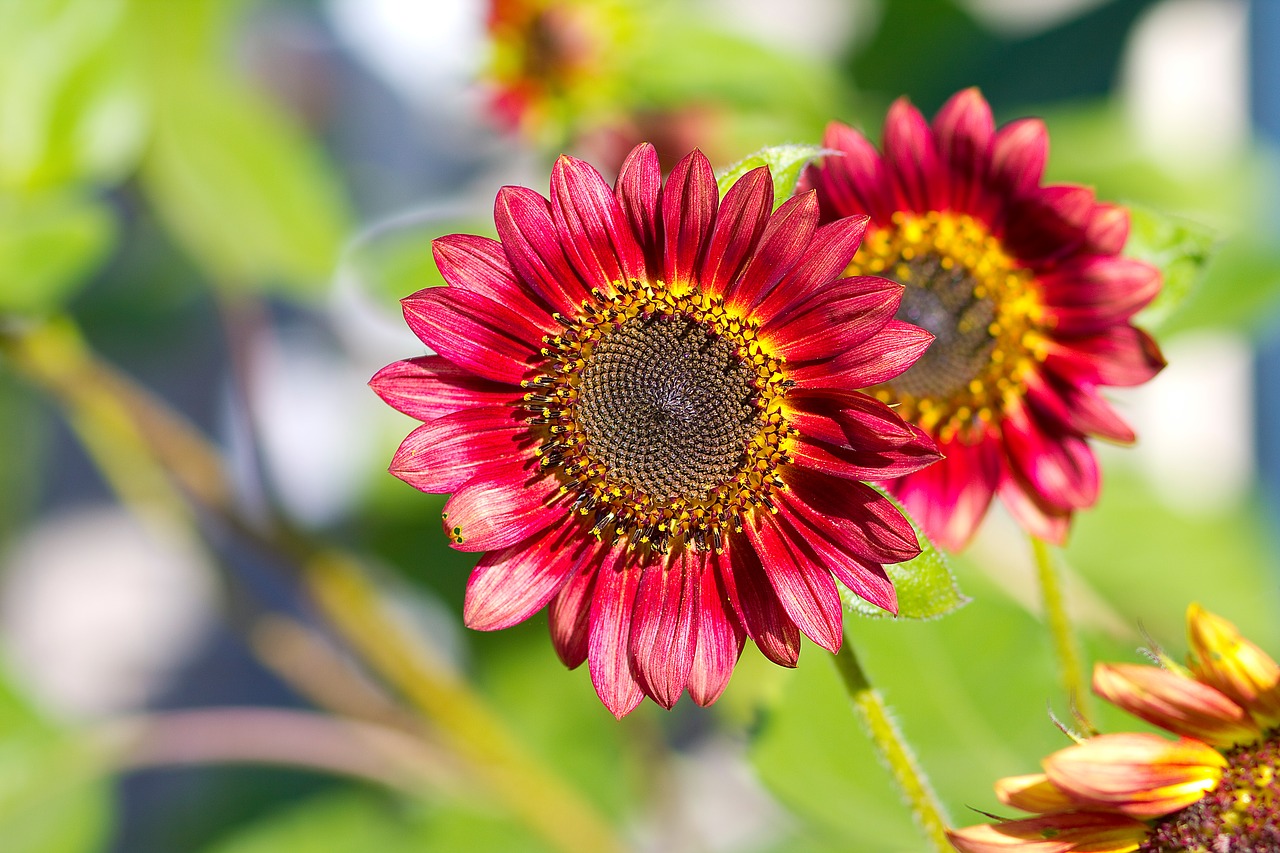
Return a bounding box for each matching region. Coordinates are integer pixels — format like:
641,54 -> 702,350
716,145 -> 829,209
1126,203 -> 1217,330
841,487 -> 969,621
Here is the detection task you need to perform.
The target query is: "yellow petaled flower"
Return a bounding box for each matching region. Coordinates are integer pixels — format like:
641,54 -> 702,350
949,605 -> 1280,852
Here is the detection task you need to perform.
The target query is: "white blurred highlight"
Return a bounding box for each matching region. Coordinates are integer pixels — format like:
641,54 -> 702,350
1122,0 -> 1248,173
244,326 -> 382,527
963,0 -> 1110,37
1122,330 -> 1255,514
703,0 -> 871,58
326,0 -> 485,101
0,507 -> 218,719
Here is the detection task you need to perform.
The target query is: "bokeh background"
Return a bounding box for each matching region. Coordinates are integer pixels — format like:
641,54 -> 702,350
1,0 -> 1278,851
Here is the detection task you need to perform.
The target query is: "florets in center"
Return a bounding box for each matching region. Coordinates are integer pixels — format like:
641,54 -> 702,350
522,280 -> 794,553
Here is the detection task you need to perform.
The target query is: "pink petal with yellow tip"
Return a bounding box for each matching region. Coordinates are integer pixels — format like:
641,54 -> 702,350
1093,662 -> 1260,747
1186,603 -> 1280,727
1044,733 -> 1225,819
947,811 -> 1148,853
994,773 -> 1078,814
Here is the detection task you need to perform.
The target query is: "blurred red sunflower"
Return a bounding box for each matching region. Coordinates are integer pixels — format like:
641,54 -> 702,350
801,88 -> 1166,550
484,0 -> 624,141
949,605 -> 1280,852
371,143 -> 940,716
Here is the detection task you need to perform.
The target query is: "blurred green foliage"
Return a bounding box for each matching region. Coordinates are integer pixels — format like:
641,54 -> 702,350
0,669 -> 111,853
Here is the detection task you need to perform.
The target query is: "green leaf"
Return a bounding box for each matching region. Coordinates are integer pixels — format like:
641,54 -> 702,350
842,488 -> 968,621
0,190 -> 114,316
716,145 -> 828,207
1125,204 -> 1217,330
0,669 -> 112,853
135,0 -> 349,296
0,0 -> 148,190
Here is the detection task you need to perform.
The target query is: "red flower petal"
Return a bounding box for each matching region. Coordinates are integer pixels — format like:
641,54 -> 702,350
998,473 -> 1072,545
932,87 -> 994,216
1023,369 -> 1137,445
790,319 -> 933,388
441,461 -> 565,552
779,467 -> 920,564
630,550 -> 699,708
369,356 -> 520,423
722,542 -> 801,667
762,274 -> 901,362
548,558 -> 600,669
989,118 -> 1048,203
889,432 -> 1002,552
805,121 -> 896,226
550,154 -> 646,290
401,287 -> 542,385
751,214 -> 870,325
688,552 -> 746,706
883,97 -> 945,212
700,166 -> 773,296
1043,326 -> 1166,388
464,521 -> 586,631
788,397 -> 939,481
494,185 -> 594,316
1040,257 -> 1161,335
389,406 -> 530,494
614,143 -> 663,272
787,388 -> 922,446
432,234 -> 555,327
1002,399 -> 1100,512
1004,185 -> 1096,265
723,191 -> 818,314
772,504 -> 898,615
661,149 -> 718,285
1083,203 -> 1131,255
588,555 -> 646,718
746,514 -> 844,652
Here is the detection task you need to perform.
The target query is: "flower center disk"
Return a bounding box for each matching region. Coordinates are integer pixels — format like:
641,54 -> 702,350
1140,731 -> 1280,853
524,280 -> 794,553
577,314 -> 758,502
848,211 -> 1045,439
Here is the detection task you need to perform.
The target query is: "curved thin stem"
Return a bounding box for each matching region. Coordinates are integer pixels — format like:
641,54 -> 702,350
831,634 -> 952,852
1030,534 -> 1090,722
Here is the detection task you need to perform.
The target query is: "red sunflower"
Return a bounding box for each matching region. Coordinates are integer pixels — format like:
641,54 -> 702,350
801,88 -> 1166,550
371,143 -> 940,716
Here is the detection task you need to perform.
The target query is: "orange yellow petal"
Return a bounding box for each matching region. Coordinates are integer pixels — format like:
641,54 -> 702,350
1043,733 -> 1225,819
995,773 -> 1079,814
947,812 -> 1148,853
1186,603 -> 1280,727
1092,662 -> 1259,747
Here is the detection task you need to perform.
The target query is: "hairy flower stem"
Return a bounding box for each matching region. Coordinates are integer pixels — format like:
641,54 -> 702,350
832,634 -> 952,852
1031,535 -> 1090,723
0,317 -> 625,853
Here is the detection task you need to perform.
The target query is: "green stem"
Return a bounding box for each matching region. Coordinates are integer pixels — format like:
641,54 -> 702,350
831,634 -> 951,852
1030,534 -> 1090,721
0,317 -> 625,853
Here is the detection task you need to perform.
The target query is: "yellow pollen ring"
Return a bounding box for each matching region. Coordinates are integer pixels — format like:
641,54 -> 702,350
849,210 -> 1044,442
521,279 -> 796,554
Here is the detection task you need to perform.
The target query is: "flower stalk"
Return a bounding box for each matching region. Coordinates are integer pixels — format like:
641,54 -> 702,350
831,632 -> 952,852
0,316 -> 626,853
1030,534 -> 1090,721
